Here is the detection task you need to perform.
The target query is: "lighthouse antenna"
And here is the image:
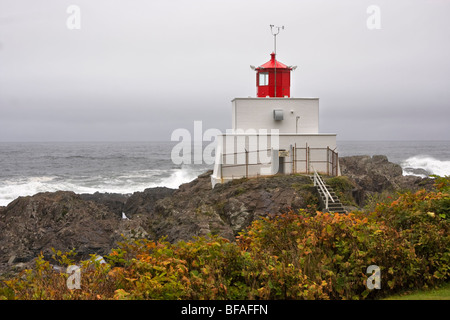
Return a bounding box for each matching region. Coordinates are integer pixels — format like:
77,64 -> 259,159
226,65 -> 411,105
270,25 -> 284,55
269,25 -> 284,97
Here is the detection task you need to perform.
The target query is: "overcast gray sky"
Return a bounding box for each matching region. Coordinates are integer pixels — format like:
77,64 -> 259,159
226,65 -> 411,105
0,0 -> 449,141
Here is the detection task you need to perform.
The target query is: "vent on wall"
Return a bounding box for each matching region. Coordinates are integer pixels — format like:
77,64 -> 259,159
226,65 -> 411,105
273,109 -> 283,121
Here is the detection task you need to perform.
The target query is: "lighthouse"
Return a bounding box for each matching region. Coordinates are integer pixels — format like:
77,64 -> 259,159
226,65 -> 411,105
211,28 -> 339,187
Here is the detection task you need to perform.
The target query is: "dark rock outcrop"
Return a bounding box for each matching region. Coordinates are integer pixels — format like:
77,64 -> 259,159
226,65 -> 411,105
340,155 -> 403,193
0,155 -> 436,275
123,187 -> 175,219
0,191 -> 147,273
80,192 -> 130,218
127,172 -> 316,242
78,188 -> 176,219
339,155 -> 434,205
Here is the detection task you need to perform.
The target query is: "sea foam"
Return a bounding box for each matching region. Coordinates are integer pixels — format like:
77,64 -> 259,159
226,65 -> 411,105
0,167 -> 203,207
401,155 -> 450,178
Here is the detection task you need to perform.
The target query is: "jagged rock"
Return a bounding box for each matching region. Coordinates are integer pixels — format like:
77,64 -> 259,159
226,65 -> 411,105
0,191 -> 126,273
80,192 -> 130,218
123,187 -> 175,218
143,173 -> 316,242
339,155 -> 401,192
339,155 -> 434,205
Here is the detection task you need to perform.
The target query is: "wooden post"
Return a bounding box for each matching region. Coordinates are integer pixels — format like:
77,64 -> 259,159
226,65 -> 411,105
294,143 -> 297,173
327,147 -> 330,176
335,152 -> 339,176
331,150 -> 334,176
306,143 -> 309,174
292,145 -> 295,174
220,154 -> 223,182
245,149 -> 248,178
334,151 -> 337,176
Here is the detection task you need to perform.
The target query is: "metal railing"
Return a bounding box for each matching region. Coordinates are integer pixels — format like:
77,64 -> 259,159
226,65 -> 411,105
220,148 -> 272,179
313,168 -> 335,210
288,144 -> 338,176
217,144 -> 339,182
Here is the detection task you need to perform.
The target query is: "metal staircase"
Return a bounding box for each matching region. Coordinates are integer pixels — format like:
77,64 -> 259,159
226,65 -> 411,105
310,169 -> 347,214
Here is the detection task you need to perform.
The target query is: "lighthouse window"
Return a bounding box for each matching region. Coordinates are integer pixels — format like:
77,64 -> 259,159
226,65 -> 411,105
259,73 -> 269,86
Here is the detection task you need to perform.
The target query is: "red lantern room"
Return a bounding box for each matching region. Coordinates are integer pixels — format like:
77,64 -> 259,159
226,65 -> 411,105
254,52 -> 293,98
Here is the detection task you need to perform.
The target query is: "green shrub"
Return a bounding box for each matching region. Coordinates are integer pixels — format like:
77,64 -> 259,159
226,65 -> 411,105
363,190 -> 396,212
325,176 -> 357,206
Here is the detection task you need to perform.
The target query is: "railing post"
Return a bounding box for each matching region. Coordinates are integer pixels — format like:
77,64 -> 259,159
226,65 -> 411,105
333,151 -> 336,176
336,152 -> 339,176
294,143 -> 297,173
291,145 -> 294,174
220,154 -> 223,182
327,147 -> 330,176
245,149 -> 248,178
306,143 -> 309,174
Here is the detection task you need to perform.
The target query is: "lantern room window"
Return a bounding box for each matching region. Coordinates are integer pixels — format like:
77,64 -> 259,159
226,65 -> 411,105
259,72 -> 269,86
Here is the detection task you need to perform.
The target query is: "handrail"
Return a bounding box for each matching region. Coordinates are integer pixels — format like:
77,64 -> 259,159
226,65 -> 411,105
312,168 -> 335,210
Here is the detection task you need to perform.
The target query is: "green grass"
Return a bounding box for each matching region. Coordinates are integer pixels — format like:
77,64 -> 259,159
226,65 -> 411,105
383,282 -> 450,300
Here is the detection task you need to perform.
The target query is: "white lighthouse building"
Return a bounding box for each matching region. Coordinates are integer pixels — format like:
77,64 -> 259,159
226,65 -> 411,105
211,38 -> 339,187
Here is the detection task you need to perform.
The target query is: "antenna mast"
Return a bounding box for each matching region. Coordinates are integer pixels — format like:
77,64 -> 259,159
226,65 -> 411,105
270,25 -> 284,97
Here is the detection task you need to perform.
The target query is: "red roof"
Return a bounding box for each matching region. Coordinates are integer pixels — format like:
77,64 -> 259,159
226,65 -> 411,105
257,52 -> 289,69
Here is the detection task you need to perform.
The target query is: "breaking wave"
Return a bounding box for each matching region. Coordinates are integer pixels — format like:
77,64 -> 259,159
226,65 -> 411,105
401,155 -> 450,178
0,167 -> 204,207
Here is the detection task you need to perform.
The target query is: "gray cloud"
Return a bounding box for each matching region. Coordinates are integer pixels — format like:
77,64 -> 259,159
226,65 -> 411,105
0,0 -> 449,141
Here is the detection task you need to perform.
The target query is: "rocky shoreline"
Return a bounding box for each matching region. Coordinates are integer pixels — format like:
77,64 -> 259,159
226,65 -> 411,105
0,155 -> 434,275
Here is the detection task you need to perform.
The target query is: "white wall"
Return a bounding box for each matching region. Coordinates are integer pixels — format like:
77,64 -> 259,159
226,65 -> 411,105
232,98 -> 319,134
211,133 -> 339,187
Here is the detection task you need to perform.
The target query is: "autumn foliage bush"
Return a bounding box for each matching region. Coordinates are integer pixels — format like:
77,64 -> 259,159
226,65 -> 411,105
1,176 -> 449,300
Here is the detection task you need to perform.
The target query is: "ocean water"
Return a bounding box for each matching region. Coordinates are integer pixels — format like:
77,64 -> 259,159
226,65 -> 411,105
0,140 -> 449,207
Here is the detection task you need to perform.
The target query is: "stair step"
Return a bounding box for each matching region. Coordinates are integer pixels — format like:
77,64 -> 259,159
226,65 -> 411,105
321,200 -> 340,205
317,192 -> 338,198
326,206 -> 345,211
318,193 -> 338,198
312,172 -> 348,214
325,202 -> 343,206
319,196 -> 340,202
317,190 -> 336,195
321,202 -> 342,208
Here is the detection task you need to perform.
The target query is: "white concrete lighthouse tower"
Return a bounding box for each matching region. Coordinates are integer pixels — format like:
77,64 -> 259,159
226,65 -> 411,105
211,28 -> 339,187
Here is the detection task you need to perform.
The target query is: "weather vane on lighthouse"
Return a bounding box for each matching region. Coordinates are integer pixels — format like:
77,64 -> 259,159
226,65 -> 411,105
270,25 -> 284,97
270,25 -> 284,56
